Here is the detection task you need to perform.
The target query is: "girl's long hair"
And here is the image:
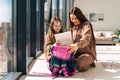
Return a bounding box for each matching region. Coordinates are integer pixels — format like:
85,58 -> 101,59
47,17 -> 63,42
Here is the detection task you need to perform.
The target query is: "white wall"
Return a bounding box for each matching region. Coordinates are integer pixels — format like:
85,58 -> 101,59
74,0 -> 120,31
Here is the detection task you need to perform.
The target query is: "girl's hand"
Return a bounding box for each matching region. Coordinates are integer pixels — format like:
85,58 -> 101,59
67,44 -> 78,53
55,40 -> 62,46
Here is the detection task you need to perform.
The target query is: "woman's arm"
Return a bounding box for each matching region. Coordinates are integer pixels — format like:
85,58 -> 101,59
68,22 -> 92,53
77,23 -> 92,48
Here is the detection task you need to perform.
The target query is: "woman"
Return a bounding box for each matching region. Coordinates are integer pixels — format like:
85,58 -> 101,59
68,7 -> 97,72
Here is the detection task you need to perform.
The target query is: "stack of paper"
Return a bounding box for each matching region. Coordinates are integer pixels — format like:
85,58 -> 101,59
54,31 -> 73,45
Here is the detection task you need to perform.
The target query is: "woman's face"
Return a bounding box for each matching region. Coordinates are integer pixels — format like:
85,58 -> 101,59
70,14 -> 80,26
53,21 -> 62,33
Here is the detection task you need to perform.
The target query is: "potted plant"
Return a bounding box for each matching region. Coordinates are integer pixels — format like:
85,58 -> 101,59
114,29 -> 120,46
115,29 -> 120,38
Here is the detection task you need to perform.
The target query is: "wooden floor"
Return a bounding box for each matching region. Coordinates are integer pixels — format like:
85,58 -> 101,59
20,46 -> 120,80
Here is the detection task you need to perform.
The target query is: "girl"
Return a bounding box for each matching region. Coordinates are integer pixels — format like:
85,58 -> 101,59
44,17 -> 76,77
44,17 -> 63,61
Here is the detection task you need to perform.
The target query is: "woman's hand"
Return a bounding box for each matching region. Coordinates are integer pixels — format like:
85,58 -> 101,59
67,44 -> 78,54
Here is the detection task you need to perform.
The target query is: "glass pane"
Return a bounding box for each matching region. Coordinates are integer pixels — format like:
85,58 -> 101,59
26,0 -> 31,67
0,0 -> 12,79
36,0 -> 40,51
44,0 -> 49,34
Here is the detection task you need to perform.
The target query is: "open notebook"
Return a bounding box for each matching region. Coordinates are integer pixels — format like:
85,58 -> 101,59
54,31 -> 73,46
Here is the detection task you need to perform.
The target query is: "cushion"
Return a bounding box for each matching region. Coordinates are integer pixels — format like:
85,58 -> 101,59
105,32 -> 113,37
94,31 -> 104,37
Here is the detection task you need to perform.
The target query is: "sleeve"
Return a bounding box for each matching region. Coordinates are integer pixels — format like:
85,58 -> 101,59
76,22 -> 92,49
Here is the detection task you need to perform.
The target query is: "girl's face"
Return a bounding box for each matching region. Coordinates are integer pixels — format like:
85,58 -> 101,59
53,21 -> 62,33
70,14 -> 80,26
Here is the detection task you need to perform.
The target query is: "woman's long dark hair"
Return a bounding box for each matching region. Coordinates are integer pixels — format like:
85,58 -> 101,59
69,7 -> 89,28
69,7 -> 96,46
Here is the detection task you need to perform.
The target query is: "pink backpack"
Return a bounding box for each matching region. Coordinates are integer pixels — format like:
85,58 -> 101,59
52,46 -> 71,60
